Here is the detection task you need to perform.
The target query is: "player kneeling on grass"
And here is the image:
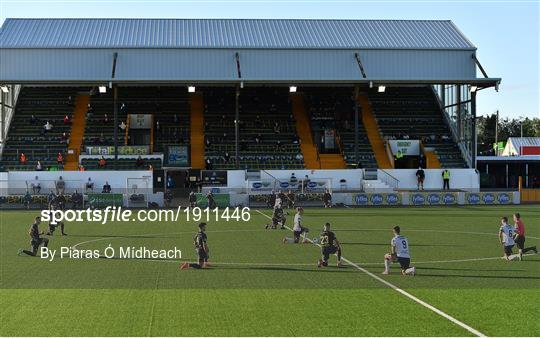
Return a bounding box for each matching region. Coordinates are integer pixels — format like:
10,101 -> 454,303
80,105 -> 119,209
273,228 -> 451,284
317,223 -> 342,268
499,217 -> 520,261
284,207 -> 309,244
18,216 -> 49,257
265,205 -> 286,230
180,223 -> 209,269
382,226 -> 416,276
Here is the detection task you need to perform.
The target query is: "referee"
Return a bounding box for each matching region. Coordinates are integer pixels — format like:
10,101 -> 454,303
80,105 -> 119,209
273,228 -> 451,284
513,213 -> 537,260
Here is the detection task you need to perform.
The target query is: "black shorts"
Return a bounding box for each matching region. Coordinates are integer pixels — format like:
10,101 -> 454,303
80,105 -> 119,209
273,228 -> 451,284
293,227 -> 308,242
515,236 -> 525,250
322,246 -> 339,261
196,248 -> 208,262
397,257 -> 410,270
504,245 -> 514,256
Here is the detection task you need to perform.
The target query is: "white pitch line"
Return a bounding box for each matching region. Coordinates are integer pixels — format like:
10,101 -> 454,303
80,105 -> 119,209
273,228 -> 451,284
255,210 -> 486,337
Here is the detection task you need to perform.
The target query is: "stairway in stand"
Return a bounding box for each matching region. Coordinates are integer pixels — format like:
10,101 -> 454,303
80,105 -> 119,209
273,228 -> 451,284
358,93 -> 392,169
64,94 -> 89,170
424,149 -> 442,168
190,93 -> 205,169
319,153 -> 346,169
290,94 -> 320,169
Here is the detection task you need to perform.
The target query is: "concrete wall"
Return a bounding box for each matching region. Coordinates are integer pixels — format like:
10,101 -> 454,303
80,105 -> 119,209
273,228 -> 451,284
381,169 -> 479,191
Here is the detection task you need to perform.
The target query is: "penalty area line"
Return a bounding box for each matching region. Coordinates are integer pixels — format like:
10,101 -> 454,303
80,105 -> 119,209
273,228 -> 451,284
255,210 -> 486,337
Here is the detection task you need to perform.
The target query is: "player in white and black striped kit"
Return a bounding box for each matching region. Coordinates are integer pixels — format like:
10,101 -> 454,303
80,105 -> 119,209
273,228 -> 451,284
499,216 -> 519,261
382,226 -> 416,276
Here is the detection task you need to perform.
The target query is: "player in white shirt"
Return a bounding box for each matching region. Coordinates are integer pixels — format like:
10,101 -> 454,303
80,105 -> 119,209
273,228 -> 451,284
283,207 -> 309,244
499,216 -> 519,261
382,226 -> 416,276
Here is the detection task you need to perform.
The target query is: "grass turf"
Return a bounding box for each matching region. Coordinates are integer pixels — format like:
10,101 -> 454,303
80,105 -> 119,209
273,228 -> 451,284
1,205 -> 539,336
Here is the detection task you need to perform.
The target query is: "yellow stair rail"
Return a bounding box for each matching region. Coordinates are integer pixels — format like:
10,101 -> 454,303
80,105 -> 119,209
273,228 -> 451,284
64,95 -> 89,170
290,94 -> 320,169
190,93 -> 205,169
358,93 -> 392,169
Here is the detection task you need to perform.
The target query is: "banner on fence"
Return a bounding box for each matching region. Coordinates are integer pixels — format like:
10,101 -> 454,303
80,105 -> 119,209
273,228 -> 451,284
354,193 -> 402,206
464,192 -> 513,205
87,193 -> 123,208
195,193 -> 230,208
409,192 -> 458,205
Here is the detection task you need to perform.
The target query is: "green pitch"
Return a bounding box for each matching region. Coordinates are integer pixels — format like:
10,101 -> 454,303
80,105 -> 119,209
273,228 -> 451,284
1,206 -> 539,336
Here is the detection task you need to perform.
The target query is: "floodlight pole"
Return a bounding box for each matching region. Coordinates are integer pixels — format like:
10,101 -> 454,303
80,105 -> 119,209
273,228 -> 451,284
471,90 -> 477,169
113,85 -> 118,168
235,85 -> 240,169
354,86 -> 359,165
0,90 -> 5,146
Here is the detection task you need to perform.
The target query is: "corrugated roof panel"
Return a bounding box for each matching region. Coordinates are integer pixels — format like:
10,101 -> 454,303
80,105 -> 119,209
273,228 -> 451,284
0,18 -> 476,49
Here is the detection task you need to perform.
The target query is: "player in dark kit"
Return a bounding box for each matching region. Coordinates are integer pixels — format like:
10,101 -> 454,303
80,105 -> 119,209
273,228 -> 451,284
180,223 -> 209,269
46,220 -> 67,236
286,189 -> 296,209
206,192 -> 216,209
18,216 -> 49,257
323,189 -> 332,208
188,191 -> 197,208
317,223 -> 342,267
265,206 -> 286,230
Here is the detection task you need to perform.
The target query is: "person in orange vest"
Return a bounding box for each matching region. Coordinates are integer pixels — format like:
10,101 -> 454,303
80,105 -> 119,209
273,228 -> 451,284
20,152 -> 27,164
57,152 -> 63,165
98,156 -> 107,168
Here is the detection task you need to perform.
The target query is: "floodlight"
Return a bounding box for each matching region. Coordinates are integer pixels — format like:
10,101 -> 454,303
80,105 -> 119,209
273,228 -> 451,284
289,86 -> 297,93
0,85 -> 8,93
470,85 -> 478,93
378,86 -> 386,93
98,86 -> 107,93
188,86 -> 196,93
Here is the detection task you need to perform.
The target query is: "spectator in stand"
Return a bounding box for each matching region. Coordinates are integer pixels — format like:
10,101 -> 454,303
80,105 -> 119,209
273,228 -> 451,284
205,138 -> 211,148
60,132 -> 69,144
290,173 -> 298,185
120,103 -> 126,112
136,156 -> 145,167
71,190 -> 83,209
416,167 -> 425,190
148,164 -> 154,171
224,152 -> 230,163
35,161 -> 43,171
30,115 -> 37,125
292,134 -> 300,144
156,120 -> 161,134
255,133 -> 262,144
85,178 -> 94,192
220,132 -> 227,143
103,113 -> 109,125
205,158 -> 213,170
119,121 -> 127,131
98,156 -> 107,168
173,114 -> 178,123
102,181 -> 112,193
275,140 -> 282,151
56,176 -> 66,195
57,152 -> 63,165
78,164 -> 85,171
98,132 -> 105,144
43,121 -> 53,134
63,115 -> 70,125
295,153 -> 304,161
273,121 -> 281,134
20,152 -> 27,164
86,104 -> 94,120
31,176 -> 41,194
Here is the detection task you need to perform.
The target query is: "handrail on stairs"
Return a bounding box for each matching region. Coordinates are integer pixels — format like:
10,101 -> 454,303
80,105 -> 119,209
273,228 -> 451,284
378,169 -> 400,190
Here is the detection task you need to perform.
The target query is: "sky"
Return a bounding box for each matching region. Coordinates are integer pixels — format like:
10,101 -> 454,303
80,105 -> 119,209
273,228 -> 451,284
0,0 -> 538,119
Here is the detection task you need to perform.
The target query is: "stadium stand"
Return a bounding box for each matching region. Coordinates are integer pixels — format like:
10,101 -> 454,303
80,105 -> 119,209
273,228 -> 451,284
204,87 -> 304,170
1,87 -> 78,171
369,86 -> 468,168
304,88 -> 377,169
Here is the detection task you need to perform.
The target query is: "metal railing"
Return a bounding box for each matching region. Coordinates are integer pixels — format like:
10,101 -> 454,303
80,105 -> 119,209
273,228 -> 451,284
378,169 -> 400,190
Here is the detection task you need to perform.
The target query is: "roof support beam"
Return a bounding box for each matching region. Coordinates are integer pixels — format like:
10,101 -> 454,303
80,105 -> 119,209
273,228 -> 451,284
354,52 -> 367,79
111,52 -> 118,79
235,52 -> 242,79
471,53 -> 489,79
